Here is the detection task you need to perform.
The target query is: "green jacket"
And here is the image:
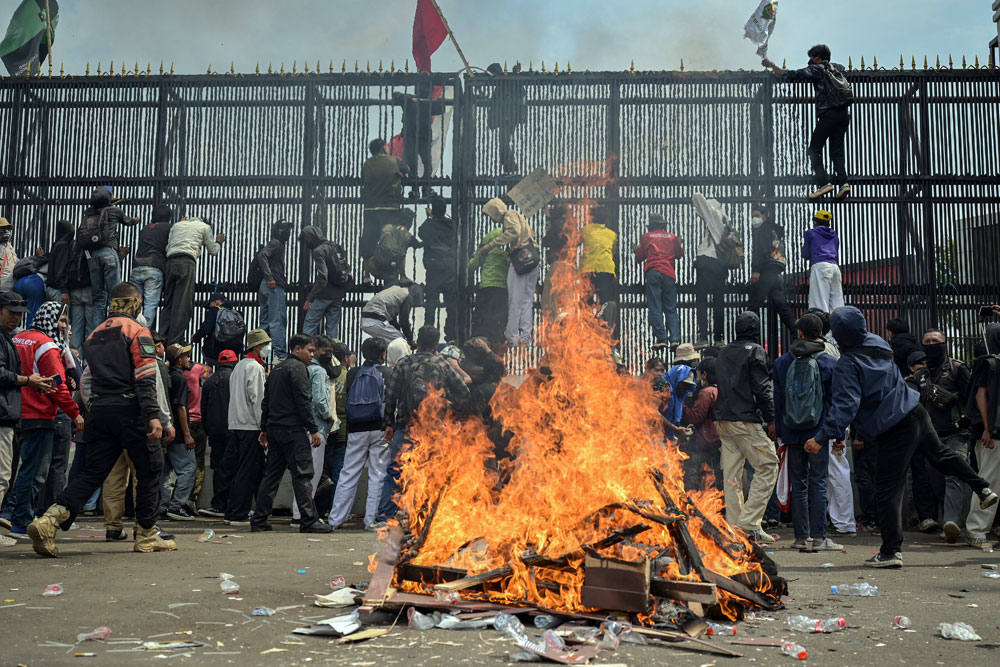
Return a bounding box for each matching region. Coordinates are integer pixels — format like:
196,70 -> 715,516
467,228 -> 509,289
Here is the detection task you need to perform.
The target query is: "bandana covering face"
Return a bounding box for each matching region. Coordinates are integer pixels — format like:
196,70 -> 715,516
109,296 -> 142,319
31,301 -> 66,342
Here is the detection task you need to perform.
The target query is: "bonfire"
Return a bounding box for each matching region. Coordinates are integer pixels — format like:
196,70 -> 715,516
363,161 -> 786,643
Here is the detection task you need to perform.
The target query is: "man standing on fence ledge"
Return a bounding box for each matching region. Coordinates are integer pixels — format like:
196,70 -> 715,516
802,210 -> 844,314
635,212 -> 684,354
361,138 -> 408,284
691,193 -> 731,349
762,45 -> 853,200
252,220 -> 293,361
298,226 -> 352,340
479,198 -> 539,347
160,216 -> 225,344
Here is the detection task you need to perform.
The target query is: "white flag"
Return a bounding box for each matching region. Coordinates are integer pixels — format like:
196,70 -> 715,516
744,0 -> 780,58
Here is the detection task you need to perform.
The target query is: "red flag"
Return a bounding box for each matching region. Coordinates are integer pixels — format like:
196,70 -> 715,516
412,0 -> 447,73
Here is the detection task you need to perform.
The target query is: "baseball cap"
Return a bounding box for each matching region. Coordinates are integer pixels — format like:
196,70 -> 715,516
165,343 -> 193,362
209,291 -> 226,303
814,210 -> 833,224
217,349 -> 239,363
907,351 -> 927,367
0,291 -> 28,313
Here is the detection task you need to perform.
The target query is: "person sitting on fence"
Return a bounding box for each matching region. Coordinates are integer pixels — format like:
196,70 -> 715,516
129,204 -> 173,327
802,210 -> 844,314
371,209 -> 420,287
360,282 -> 423,345
419,196 -> 459,342
161,215 -> 225,345
298,226 -> 353,340
361,138 -> 408,284
762,45 -> 853,200
748,205 -> 795,334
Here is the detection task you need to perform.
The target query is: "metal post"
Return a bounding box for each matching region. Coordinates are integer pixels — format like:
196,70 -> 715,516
918,78 -> 937,326
298,81 -> 318,333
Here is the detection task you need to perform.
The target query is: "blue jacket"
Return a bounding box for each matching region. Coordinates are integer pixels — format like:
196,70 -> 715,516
815,307 -> 919,443
802,225 -> 839,266
663,364 -> 695,425
773,338 -> 838,445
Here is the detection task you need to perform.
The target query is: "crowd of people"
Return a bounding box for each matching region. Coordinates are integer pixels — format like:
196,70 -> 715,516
1,44 -> 998,571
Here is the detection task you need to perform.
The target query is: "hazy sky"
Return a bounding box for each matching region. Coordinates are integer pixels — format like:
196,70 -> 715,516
37,0 -> 998,75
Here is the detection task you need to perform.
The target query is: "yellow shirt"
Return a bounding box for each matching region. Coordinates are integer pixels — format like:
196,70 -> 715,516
580,223 -> 617,276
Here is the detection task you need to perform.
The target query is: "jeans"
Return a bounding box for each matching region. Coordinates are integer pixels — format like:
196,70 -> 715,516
87,246 -> 121,325
6,426 -> 54,529
13,274 -> 46,327
695,256 -> 726,342
130,265 -> 163,326
376,428 -> 409,522
748,269 -> 796,332
258,279 -> 287,358
303,296 -> 343,340
159,441 -> 197,513
161,256 -> 197,345
70,287 -> 96,352
874,406 -> 987,556
787,441 -> 830,539
39,413 -> 72,511
808,107 -> 851,187
360,317 -> 404,344
644,269 -> 680,344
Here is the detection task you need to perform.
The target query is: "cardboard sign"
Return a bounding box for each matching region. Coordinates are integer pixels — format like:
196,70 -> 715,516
507,168 -> 556,219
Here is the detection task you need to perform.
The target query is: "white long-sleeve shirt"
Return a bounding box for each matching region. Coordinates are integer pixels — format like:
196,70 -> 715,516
165,217 -> 221,260
228,357 -> 265,431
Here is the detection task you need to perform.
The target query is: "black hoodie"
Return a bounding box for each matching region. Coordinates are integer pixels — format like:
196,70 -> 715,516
84,187 -> 140,249
715,312 -> 775,424
45,220 -> 75,294
254,221 -> 293,289
299,226 -> 351,301
889,332 -> 921,378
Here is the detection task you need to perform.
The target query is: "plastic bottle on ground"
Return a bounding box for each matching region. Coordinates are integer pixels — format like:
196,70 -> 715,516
197,529 -> 214,542
782,641 -> 808,660
893,616 -> 911,629
42,584 -> 63,596
434,590 -> 460,603
219,579 -> 240,595
938,622 -> 981,641
76,627 -> 111,642
788,615 -> 846,633
830,582 -> 879,597
983,571 -> 1000,579
407,608 -> 437,630
494,613 -> 528,639
251,607 -> 275,616
706,621 -> 737,636
533,614 -> 560,629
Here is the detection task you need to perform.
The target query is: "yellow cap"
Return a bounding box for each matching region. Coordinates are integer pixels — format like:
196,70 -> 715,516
814,210 -> 833,223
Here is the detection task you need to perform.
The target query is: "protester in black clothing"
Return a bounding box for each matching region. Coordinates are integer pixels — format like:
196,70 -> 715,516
250,219 -> 293,359
747,205 -> 795,333
392,81 -> 446,198
197,349 -> 238,518
763,44 -> 852,200
130,204 -> 173,326
486,62 -> 527,174
251,333 -> 333,534
83,186 -> 140,326
298,226 -> 351,340
45,220 -> 74,306
419,196 -> 458,341
191,292 -> 232,366
886,317 -> 921,378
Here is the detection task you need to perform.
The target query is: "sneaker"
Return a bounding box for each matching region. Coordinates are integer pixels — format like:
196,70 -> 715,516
367,521 -> 387,532
864,552 -> 903,568
813,537 -> 844,551
106,529 -> 127,541
693,338 -> 710,350
836,184 -> 852,199
918,518 -> 940,533
166,508 -> 196,522
966,536 -> 986,548
832,527 -> 857,537
290,518 -> 301,527
0,512 -> 11,530
315,476 -> 334,496
979,488 -> 998,510
300,521 -> 333,534
0,534 -> 16,547
791,538 -> 810,550
747,530 -> 777,544
942,521 -> 961,544
225,517 -> 251,526
250,522 -> 273,532
809,183 -> 835,199
197,507 -> 225,518
8,525 -> 29,539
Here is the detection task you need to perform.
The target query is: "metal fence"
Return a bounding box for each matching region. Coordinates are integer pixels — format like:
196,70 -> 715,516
2,67 -> 999,364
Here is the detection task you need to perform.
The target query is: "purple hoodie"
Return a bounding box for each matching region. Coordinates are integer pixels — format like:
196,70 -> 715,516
802,225 -> 839,265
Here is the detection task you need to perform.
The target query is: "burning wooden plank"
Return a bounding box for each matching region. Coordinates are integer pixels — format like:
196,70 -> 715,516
579,551 -> 650,613
359,520 -> 405,613
649,578 -> 718,605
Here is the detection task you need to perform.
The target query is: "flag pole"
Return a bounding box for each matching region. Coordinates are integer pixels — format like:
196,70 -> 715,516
429,0 -> 474,76
44,0 -> 54,77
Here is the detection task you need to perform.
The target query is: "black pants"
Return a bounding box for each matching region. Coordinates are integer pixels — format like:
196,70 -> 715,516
471,286 -> 509,344
748,269 -> 796,332
424,269 -> 459,342
874,405 -> 987,555
224,430 -> 266,521
207,433 -> 232,512
403,131 -> 433,180
853,438 -> 879,526
161,256 -> 197,345
908,447 -> 938,522
55,402 -> 163,530
251,428 -> 318,528
695,256 -> 727,342
808,108 -> 851,187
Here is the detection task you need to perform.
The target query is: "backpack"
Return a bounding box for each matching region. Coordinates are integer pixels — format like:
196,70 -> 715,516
346,365 -> 386,423
371,226 -> 410,279
784,352 -> 825,430
77,208 -> 112,251
325,241 -> 353,287
213,307 -> 247,350
247,246 -> 265,288
716,225 -> 745,270
821,63 -> 854,108
404,357 -> 435,419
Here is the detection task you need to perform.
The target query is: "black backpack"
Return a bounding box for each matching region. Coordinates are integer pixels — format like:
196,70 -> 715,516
77,208 -> 112,251
213,307 -> 247,351
247,247 -> 265,288
821,63 -> 854,108
325,242 -> 353,287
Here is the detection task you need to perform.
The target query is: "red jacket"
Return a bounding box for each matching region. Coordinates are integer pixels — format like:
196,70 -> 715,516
683,385 -> 720,452
635,230 -> 684,279
12,329 -> 80,421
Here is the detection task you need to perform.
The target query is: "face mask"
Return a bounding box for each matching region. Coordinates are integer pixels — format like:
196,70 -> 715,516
924,342 -> 947,366
260,344 -> 272,358
0,229 -> 10,244
751,216 -> 764,228
319,353 -> 334,364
